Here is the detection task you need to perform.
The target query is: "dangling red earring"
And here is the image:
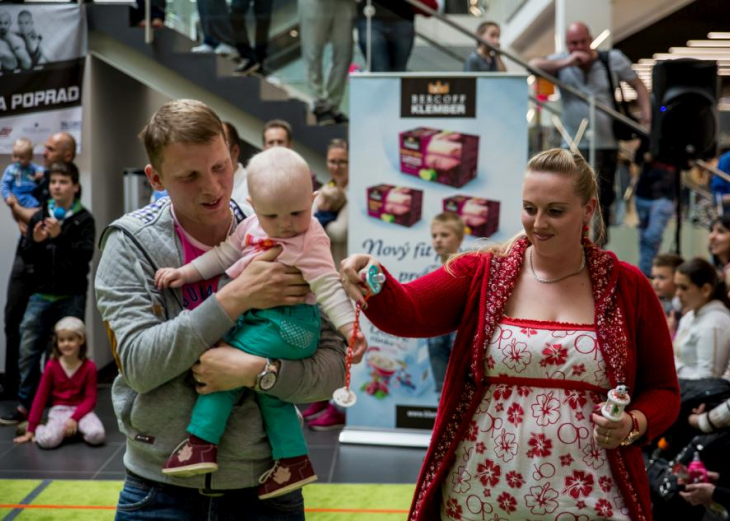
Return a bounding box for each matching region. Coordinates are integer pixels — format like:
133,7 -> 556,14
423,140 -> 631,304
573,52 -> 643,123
583,224 -> 589,235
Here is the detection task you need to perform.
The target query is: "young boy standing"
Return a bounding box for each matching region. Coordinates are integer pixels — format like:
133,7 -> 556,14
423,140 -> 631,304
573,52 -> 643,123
427,212 -> 465,392
651,252 -> 684,336
2,162 -> 94,426
463,21 -> 506,72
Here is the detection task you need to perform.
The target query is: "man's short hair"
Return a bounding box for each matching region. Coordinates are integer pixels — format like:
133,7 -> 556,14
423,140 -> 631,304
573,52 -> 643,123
431,211 -> 465,241
652,252 -> 684,271
13,137 -> 33,158
262,119 -> 292,145
222,121 -> 241,151
476,21 -> 499,36
18,10 -> 32,19
49,161 -> 80,186
140,99 -> 224,173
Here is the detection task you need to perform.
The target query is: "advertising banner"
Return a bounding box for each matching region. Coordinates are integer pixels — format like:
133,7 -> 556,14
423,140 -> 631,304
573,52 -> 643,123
0,5 -> 87,154
346,73 -> 528,444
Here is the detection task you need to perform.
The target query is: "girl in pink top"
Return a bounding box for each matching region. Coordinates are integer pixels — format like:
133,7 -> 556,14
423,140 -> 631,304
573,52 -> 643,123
14,317 -> 105,448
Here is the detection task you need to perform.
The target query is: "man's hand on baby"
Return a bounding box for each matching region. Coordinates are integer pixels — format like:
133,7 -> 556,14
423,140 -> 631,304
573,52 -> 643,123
155,267 -> 186,289
193,343 -> 264,393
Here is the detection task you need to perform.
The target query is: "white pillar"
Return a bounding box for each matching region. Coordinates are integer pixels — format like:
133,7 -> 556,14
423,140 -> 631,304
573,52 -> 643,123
555,0 -> 612,53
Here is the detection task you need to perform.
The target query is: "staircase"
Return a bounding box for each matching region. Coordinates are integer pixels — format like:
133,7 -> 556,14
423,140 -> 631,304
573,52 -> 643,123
87,3 -> 346,161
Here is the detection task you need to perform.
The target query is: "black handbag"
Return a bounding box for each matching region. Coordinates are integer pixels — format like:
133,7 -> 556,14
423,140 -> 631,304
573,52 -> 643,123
680,378 -> 730,411
647,432 -> 727,502
598,50 -> 640,141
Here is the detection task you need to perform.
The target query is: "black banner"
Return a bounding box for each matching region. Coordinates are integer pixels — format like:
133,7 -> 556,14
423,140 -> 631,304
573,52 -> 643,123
0,59 -> 84,118
401,77 -> 477,118
395,405 -> 438,430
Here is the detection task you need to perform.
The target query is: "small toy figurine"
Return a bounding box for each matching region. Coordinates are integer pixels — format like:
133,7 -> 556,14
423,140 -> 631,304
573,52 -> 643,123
602,384 -> 631,421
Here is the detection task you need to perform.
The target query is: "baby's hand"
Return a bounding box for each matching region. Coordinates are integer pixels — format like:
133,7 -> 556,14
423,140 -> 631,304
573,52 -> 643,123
350,330 -> 367,364
13,431 -> 34,444
155,267 -> 186,289
33,171 -> 45,181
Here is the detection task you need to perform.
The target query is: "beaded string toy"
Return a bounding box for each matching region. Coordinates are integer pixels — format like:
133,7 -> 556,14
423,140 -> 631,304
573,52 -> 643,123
332,264 -> 385,408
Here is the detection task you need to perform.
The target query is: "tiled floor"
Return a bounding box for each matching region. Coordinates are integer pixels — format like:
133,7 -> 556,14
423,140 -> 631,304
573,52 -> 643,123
0,385 -> 426,484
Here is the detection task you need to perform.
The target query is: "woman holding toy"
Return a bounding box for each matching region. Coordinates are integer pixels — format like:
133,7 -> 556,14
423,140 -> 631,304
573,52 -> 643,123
341,148 -> 679,520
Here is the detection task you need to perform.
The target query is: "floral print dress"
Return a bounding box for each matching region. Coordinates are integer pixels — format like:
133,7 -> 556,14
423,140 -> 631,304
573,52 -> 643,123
441,317 -> 629,521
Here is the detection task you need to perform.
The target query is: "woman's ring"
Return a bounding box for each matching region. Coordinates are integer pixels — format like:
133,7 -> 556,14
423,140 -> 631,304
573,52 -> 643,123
604,432 -> 610,444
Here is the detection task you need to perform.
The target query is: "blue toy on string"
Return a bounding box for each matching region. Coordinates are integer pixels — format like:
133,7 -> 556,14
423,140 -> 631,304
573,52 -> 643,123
52,206 -> 66,220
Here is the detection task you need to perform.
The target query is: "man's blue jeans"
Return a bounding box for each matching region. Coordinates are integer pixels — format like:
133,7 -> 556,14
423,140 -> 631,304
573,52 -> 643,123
17,293 -> 85,411
356,18 -> 414,72
115,471 -> 305,520
635,196 -> 675,277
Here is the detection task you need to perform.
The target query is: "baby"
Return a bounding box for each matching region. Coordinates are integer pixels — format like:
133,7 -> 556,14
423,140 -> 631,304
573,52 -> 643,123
313,183 -> 346,228
2,137 -> 44,209
155,146 -> 365,500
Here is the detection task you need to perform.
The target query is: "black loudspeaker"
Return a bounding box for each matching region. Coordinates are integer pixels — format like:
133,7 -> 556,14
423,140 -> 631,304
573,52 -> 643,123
651,59 -> 719,165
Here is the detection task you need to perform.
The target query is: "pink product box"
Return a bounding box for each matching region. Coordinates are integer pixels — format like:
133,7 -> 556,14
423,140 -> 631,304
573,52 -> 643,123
443,195 -> 500,238
367,184 -> 423,227
399,127 -> 480,188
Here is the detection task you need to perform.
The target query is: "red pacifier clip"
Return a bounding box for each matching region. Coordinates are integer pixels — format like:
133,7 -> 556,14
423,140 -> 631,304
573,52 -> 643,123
332,264 -> 385,408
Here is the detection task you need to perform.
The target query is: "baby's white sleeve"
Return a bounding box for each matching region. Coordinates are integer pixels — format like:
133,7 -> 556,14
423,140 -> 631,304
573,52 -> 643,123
310,273 -> 355,330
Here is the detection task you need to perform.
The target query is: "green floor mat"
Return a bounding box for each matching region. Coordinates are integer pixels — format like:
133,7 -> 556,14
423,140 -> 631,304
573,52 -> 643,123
0,480 -> 414,520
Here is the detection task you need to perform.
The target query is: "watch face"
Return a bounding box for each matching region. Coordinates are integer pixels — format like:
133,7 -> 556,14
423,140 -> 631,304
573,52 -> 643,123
260,372 -> 277,391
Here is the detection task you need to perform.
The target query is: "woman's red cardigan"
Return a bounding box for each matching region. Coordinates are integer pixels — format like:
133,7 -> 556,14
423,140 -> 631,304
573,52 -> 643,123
364,245 -> 680,521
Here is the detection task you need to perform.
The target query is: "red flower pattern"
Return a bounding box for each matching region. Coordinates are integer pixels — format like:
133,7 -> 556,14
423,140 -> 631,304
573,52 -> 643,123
599,476 -> 613,493
540,342 -> 568,367
493,384 -> 513,401
476,459 -> 501,487
563,470 -> 594,499
595,498 -> 614,518
563,390 -> 587,410
517,385 -> 531,397
506,403 -> 523,425
526,433 -> 552,458
497,491 -> 517,513
448,321 -> 623,519
572,363 -> 586,376
446,498 -> 463,519
464,420 -> 478,442
505,471 -> 524,489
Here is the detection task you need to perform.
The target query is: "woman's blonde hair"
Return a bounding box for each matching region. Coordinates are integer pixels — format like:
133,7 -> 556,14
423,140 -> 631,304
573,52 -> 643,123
446,148 -> 603,269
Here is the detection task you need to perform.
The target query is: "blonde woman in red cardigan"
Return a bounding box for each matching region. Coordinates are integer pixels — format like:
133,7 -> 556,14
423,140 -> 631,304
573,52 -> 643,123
341,149 -> 679,521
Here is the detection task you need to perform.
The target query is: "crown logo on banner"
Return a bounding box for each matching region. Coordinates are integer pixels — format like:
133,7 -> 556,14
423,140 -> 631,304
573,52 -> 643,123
428,81 -> 450,94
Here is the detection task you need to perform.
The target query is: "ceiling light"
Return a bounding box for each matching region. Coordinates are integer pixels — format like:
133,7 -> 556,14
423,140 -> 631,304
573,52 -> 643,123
708,32 -> 730,39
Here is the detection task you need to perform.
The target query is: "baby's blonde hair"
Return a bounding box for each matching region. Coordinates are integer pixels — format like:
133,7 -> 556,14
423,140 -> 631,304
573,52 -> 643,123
319,185 -> 346,212
13,138 -> 33,158
246,146 -> 312,201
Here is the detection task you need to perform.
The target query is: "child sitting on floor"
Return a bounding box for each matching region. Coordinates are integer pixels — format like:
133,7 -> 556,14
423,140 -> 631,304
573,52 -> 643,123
14,317 -> 105,448
155,146 -> 366,500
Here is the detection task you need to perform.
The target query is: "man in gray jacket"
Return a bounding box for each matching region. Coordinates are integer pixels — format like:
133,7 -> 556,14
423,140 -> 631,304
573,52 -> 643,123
95,99 -> 346,519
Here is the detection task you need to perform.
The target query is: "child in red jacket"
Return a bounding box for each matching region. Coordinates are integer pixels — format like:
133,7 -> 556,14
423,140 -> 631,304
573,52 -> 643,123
14,317 -> 105,448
